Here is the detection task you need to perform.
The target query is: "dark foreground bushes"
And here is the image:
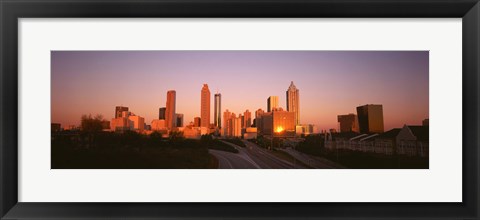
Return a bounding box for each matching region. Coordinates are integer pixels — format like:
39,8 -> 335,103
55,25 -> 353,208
52,132 -> 234,169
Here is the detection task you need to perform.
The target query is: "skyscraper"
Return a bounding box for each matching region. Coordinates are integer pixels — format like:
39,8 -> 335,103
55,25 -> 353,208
356,104 -> 384,133
337,113 -> 359,133
214,93 -> 221,128
255,108 -> 265,119
267,96 -> 279,112
194,117 -> 201,127
239,114 -> 244,128
257,110 -> 295,137
159,107 -> 166,120
115,106 -> 128,118
223,110 -> 232,136
286,81 -> 300,125
201,84 -> 211,128
165,90 -> 176,129
233,117 -> 242,137
228,113 -> 237,137
244,109 -> 252,128
176,113 -> 184,127
253,108 -> 265,128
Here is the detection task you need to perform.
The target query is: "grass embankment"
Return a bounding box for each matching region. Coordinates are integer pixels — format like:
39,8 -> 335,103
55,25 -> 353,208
221,138 -> 246,147
208,139 -> 239,153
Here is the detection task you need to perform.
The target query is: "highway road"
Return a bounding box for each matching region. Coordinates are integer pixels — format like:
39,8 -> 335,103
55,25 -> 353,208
210,140 -> 308,169
240,140 -> 307,169
209,149 -> 259,169
281,147 -> 346,169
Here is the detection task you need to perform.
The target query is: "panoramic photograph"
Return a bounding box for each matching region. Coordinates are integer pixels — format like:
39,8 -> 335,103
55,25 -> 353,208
51,51 -> 429,169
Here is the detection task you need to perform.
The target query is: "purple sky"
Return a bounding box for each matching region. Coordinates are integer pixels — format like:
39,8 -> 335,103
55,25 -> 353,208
51,51 -> 429,131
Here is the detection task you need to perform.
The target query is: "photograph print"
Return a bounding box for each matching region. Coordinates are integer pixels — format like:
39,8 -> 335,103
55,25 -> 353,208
51,51 -> 429,169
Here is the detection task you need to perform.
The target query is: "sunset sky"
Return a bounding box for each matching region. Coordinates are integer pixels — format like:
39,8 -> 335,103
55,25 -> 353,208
51,51 -> 429,131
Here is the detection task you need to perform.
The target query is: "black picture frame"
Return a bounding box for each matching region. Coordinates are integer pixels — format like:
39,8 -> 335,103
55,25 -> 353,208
1,0 -> 479,219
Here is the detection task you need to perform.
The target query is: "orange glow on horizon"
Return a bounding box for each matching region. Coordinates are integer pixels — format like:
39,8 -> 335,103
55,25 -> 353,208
275,126 -> 284,133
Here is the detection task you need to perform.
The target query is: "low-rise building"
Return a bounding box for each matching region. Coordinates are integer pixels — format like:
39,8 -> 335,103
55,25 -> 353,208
325,125 -> 428,157
396,125 -> 429,157
295,124 -> 316,136
374,128 -> 401,155
151,119 -> 167,131
257,109 -> 295,138
129,115 -> 145,131
110,111 -> 145,132
110,117 -> 130,132
244,127 -> 257,139
184,127 -> 202,139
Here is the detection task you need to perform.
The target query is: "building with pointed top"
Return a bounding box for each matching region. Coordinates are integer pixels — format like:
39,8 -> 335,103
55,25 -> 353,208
286,81 -> 300,125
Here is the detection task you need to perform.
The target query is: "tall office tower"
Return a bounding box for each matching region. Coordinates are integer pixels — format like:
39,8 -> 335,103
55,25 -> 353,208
165,90 -> 176,129
201,84 -> 211,128
356,104 -> 384,133
244,110 -> 252,128
239,114 -> 244,128
194,117 -> 201,127
253,108 -> 265,128
159,107 -> 166,120
223,110 -> 232,136
255,108 -> 265,119
214,93 -> 221,128
176,114 -> 184,127
286,81 -> 300,125
267,96 -> 279,112
337,114 -> 359,133
234,117 -> 242,137
228,113 -> 237,137
115,106 -> 129,118
258,110 -> 295,137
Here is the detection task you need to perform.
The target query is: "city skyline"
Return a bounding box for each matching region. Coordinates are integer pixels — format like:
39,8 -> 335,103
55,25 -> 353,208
51,51 -> 429,130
